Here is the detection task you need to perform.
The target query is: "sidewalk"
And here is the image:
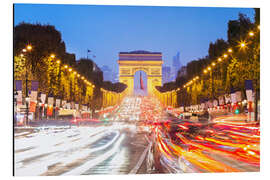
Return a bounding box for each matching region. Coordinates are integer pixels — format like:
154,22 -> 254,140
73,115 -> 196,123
211,113 -> 259,125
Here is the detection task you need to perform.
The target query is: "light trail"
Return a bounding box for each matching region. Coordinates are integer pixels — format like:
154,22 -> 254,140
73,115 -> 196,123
62,134 -> 125,175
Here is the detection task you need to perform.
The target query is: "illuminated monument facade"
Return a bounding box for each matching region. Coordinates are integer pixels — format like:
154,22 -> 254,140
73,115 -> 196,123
118,50 -> 163,95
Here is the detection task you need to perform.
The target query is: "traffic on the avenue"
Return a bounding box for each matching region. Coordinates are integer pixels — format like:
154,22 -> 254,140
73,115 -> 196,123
14,96 -> 260,175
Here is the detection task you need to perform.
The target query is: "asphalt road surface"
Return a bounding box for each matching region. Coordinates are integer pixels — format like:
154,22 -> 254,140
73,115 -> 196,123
14,96 -> 260,176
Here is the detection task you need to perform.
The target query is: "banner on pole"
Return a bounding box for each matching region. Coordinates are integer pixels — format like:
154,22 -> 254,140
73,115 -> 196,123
62,100 -> 67,108
207,101 -> 213,108
245,80 -> 253,90
235,91 -> 242,102
246,90 -> 254,102
16,91 -> 23,106
201,103 -> 205,109
56,99 -> 61,108
82,105 -> 87,111
29,101 -> 37,113
140,72 -> 144,90
213,100 -> 218,107
29,91 -> 38,113
219,96 -> 224,105
15,80 -> 22,91
31,81 -> 39,91
225,94 -> 231,104
231,93 -> 236,103
48,97 -> 54,106
30,91 -> 38,102
41,94 -> 46,104
71,102 -> 75,109
75,103 -> 79,110
66,103 -> 71,109
47,106 -> 53,116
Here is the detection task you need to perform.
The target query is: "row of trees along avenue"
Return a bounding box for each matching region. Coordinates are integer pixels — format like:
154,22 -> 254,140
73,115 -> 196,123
157,9 -> 260,110
14,23 -> 127,114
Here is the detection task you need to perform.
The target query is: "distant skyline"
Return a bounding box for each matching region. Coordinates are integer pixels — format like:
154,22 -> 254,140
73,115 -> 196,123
14,4 -> 254,73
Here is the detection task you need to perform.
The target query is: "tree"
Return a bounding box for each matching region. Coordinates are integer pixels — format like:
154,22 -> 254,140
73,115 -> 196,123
227,13 -> 253,47
159,10 -> 259,109
208,39 -> 229,60
14,23 -> 76,95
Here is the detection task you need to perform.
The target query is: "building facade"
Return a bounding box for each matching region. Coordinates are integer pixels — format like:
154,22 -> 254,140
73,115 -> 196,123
172,52 -> 182,81
162,66 -> 171,84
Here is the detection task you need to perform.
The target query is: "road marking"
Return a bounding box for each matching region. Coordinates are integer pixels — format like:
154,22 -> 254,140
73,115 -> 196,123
129,141 -> 152,174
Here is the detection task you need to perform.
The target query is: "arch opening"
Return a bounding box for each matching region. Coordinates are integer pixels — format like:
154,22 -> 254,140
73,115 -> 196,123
133,70 -> 148,96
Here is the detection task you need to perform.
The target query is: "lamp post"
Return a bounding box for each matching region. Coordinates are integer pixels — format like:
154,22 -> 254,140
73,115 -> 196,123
211,70 -> 214,101
25,75 -> 30,126
14,91 -> 18,125
22,45 -> 32,126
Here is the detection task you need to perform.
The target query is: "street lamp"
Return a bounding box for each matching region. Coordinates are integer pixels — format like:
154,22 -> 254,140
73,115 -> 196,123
14,91 -> 18,125
26,45 -> 32,51
50,54 -> 55,58
240,42 -> 246,48
21,45 -> 33,126
25,95 -> 30,126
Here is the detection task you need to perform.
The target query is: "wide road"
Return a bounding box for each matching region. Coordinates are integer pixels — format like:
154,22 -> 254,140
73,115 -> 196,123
14,96 -> 260,175
14,97 -> 157,176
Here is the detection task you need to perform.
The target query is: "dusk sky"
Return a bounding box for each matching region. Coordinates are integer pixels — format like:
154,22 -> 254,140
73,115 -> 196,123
14,4 -> 254,73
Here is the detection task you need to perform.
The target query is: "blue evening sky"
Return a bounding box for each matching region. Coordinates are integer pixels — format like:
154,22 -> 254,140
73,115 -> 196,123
14,4 -> 254,73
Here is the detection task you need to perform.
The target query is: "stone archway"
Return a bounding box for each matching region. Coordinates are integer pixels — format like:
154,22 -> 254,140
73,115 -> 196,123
118,50 -> 163,95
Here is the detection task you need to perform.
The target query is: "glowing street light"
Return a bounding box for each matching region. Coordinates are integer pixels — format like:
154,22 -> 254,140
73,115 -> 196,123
218,57 -> 222,62
228,48 -> 233,53
204,69 -> 207,74
77,74 -> 80,77
249,31 -> 254,37
73,71 -> 77,75
20,54 -> 24,57
22,49 -> 27,52
223,54 -> 228,58
26,45 -> 32,51
68,68 -> 72,72
207,66 -> 211,71
50,54 -> 55,58
212,62 -> 216,66
240,41 -> 246,48
64,65 -> 68,69
56,60 -> 61,64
